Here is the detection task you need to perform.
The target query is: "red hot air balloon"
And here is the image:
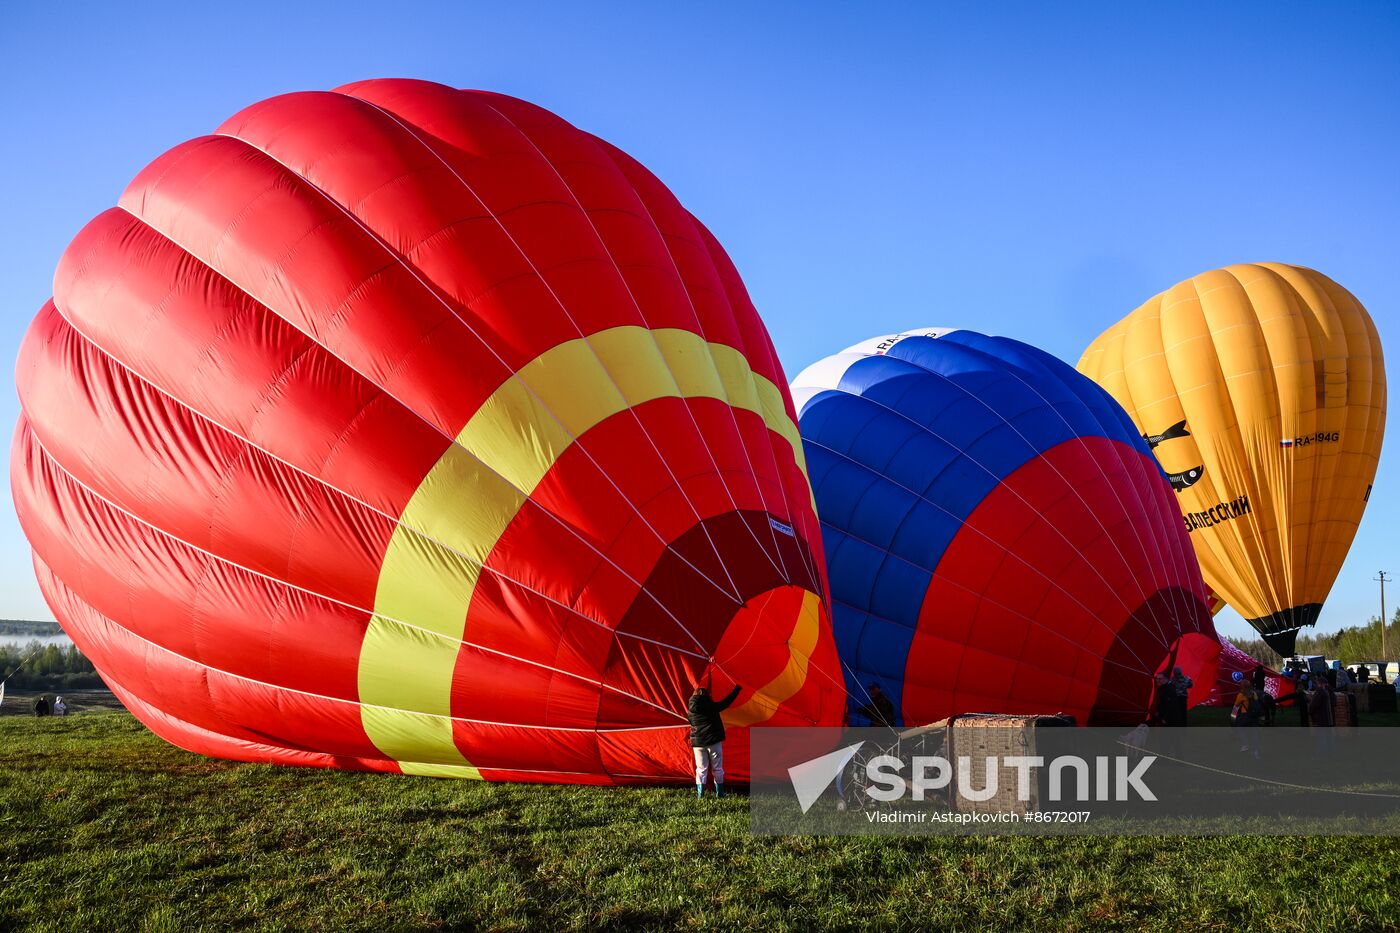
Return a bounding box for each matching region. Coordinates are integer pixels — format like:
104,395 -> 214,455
12,80 -> 844,783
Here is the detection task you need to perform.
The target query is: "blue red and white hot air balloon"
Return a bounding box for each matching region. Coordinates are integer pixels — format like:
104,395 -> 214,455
793,329 -> 1222,726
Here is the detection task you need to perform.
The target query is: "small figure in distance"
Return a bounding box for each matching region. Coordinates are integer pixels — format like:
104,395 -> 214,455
1251,665 -> 1275,725
852,682 -> 897,728
33,695 -> 50,717
1229,674 -> 1263,758
1228,670 -> 1247,730
1152,669 -> 1172,725
52,695 -> 68,717
1170,666 -> 1193,726
688,674 -> 741,799
1308,675 -> 1335,756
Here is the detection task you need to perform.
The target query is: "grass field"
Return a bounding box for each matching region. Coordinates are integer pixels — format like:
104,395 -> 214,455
2,709 -> 1399,932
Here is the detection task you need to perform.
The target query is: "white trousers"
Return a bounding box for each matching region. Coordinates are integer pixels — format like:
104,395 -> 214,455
693,743 -> 724,785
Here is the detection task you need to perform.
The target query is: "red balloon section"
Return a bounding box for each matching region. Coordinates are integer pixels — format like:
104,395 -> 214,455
1208,636 -> 1297,707
12,80 -> 845,783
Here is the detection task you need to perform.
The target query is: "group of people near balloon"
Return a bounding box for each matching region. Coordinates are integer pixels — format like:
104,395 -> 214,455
29,695 -> 67,717
9,79 -> 1385,792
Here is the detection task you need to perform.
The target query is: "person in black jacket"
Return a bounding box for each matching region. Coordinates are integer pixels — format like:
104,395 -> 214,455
852,683 -> 897,728
1251,665 -> 1275,724
688,680 -> 742,798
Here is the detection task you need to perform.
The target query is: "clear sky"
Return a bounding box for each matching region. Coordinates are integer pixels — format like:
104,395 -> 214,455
1,1 -> 1397,641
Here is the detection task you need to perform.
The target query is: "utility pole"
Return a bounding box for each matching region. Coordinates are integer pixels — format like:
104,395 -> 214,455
1375,571 -> 1389,660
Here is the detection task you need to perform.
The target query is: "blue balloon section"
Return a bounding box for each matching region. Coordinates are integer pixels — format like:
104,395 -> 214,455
793,330 -> 1218,727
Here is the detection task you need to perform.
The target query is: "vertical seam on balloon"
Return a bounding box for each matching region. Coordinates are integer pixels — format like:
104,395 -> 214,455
1269,265 -> 1317,619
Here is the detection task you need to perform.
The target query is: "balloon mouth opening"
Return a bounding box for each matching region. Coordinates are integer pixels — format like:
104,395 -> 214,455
1248,604 -> 1324,657
708,585 -> 828,730
1156,632 -> 1223,710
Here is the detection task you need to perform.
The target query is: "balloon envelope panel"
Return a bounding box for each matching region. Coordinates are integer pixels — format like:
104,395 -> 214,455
794,330 -> 1220,726
1078,264 -> 1386,656
11,80 -> 845,783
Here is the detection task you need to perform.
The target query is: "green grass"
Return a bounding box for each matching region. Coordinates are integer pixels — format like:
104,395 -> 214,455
2,711 -> 1399,932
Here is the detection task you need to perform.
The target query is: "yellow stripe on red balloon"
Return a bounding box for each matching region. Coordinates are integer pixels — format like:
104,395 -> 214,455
357,325 -> 810,777
721,588 -> 823,729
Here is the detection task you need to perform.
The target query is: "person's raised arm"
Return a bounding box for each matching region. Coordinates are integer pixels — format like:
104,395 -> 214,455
713,684 -> 742,712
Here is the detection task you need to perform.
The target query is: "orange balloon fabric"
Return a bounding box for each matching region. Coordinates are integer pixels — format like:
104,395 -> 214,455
1080,264 -> 1386,655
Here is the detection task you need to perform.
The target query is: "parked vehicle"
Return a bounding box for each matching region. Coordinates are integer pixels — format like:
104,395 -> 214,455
1355,661 -> 1389,684
1283,655 -> 1329,677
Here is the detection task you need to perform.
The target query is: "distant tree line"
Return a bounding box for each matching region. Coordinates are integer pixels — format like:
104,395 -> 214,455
1230,609 -> 1399,669
0,619 -> 63,637
0,640 -> 103,690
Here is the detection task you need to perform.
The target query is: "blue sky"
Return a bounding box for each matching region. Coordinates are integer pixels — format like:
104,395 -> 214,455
1,1 -> 1397,641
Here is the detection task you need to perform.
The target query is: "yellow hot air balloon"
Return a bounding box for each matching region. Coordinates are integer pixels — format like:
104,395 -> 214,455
1079,263 -> 1386,655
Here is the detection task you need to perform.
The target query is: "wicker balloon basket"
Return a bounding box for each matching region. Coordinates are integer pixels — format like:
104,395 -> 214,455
946,713 -> 1075,815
